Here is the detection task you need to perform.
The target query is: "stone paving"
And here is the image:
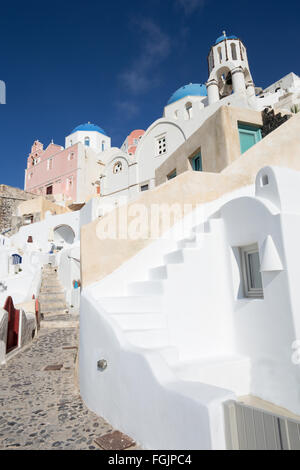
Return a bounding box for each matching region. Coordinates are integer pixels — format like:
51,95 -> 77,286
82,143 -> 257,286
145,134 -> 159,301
0,265 -> 118,450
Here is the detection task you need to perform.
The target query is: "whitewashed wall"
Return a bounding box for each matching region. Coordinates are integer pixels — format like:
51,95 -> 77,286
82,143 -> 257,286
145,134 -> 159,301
58,244 -> 80,307
11,211 -> 80,252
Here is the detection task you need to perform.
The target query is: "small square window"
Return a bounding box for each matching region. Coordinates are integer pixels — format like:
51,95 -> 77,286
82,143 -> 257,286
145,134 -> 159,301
140,184 -> 149,192
167,169 -> 177,180
240,244 -> 263,298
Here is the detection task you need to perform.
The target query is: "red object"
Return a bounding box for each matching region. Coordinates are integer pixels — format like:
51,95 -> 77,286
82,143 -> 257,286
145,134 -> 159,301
35,299 -> 40,328
4,296 -> 20,353
32,294 -> 35,299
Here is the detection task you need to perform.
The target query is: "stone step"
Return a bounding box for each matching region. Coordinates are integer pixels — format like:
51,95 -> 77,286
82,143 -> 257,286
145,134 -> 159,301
40,307 -> 68,314
39,293 -> 65,302
40,320 -> 79,329
164,249 -> 184,264
39,291 -> 65,297
40,284 -> 63,290
38,264 -> 69,318
40,288 -> 63,293
177,236 -> 199,249
41,281 -> 61,287
39,302 -> 67,310
41,312 -> 71,319
149,265 -> 168,280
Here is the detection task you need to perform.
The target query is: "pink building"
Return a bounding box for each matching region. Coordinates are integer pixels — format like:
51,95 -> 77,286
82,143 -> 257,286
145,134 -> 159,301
121,129 -> 145,156
24,123 -> 111,203
25,140 -> 78,201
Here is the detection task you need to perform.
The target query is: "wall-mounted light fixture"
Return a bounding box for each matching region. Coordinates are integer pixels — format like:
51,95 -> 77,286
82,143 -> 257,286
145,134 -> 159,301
97,359 -> 108,371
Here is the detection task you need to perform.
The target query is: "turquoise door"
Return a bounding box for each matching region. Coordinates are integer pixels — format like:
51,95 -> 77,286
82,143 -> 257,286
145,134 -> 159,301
192,152 -> 202,171
238,124 -> 262,154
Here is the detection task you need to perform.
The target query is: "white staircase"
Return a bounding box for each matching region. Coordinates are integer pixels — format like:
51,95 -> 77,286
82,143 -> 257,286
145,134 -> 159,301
94,216 -> 251,393
171,356 -> 251,396
82,200 -> 256,449
94,219 -> 220,366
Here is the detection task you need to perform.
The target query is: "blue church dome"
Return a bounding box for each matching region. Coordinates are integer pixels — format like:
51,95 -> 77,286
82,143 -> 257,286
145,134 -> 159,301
167,83 -> 207,105
215,34 -> 238,45
71,122 -> 107,136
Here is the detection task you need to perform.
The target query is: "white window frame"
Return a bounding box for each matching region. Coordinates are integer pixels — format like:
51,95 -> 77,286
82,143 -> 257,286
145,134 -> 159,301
240,243 -> 263,298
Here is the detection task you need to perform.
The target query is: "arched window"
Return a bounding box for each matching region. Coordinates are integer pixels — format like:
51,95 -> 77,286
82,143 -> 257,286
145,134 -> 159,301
113,161 -> 122,174
84,137 -> 90,147
208,52 -> 213,71
12,254 -> 22,265
185,102 -> 193,120
231,43 -> 237,60
218,47 -> 222,63
53,225 -> 75,245
102,141 -> 105,151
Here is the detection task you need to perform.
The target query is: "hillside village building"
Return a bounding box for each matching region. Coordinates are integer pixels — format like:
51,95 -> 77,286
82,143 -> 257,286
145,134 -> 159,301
24,32 -> 300,214
2,32 -> 300,450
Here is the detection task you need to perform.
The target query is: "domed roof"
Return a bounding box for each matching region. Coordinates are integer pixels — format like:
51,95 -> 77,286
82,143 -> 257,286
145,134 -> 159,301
215,33 -> 238,45
167,83 -> 207,105
71,122 -> 107,136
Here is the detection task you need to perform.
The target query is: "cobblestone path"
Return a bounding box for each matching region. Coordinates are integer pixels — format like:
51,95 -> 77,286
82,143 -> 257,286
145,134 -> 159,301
0,265 -> 114,450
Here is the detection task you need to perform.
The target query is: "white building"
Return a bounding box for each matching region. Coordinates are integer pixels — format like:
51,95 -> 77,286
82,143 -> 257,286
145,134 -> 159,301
2,31 -> 300,450
77,33 -> 300,450
88,32 -> 300,210
24,32 -> 300,212
80,165 -> 300,450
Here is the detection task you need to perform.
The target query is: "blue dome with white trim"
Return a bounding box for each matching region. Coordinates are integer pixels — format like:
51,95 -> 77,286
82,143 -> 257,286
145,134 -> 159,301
167,83 -> 207,105
215,34 -> 238,44
71,122 -> 107,136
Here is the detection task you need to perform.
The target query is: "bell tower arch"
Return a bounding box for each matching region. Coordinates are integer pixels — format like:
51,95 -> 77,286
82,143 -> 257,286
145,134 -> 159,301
206,31 -> 255,105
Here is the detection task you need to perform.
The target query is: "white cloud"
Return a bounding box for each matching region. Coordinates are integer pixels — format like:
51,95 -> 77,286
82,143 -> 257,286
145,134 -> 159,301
115,100 -> 139,118
119,19 -> 171,95
175,0 -> 205,15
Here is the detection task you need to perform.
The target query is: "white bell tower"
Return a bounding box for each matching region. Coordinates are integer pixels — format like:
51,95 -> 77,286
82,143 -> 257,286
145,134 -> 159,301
206,31 -> 255,105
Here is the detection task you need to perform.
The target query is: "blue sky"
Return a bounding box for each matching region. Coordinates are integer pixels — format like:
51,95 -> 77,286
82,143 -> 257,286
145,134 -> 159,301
0,0 -> 299,189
